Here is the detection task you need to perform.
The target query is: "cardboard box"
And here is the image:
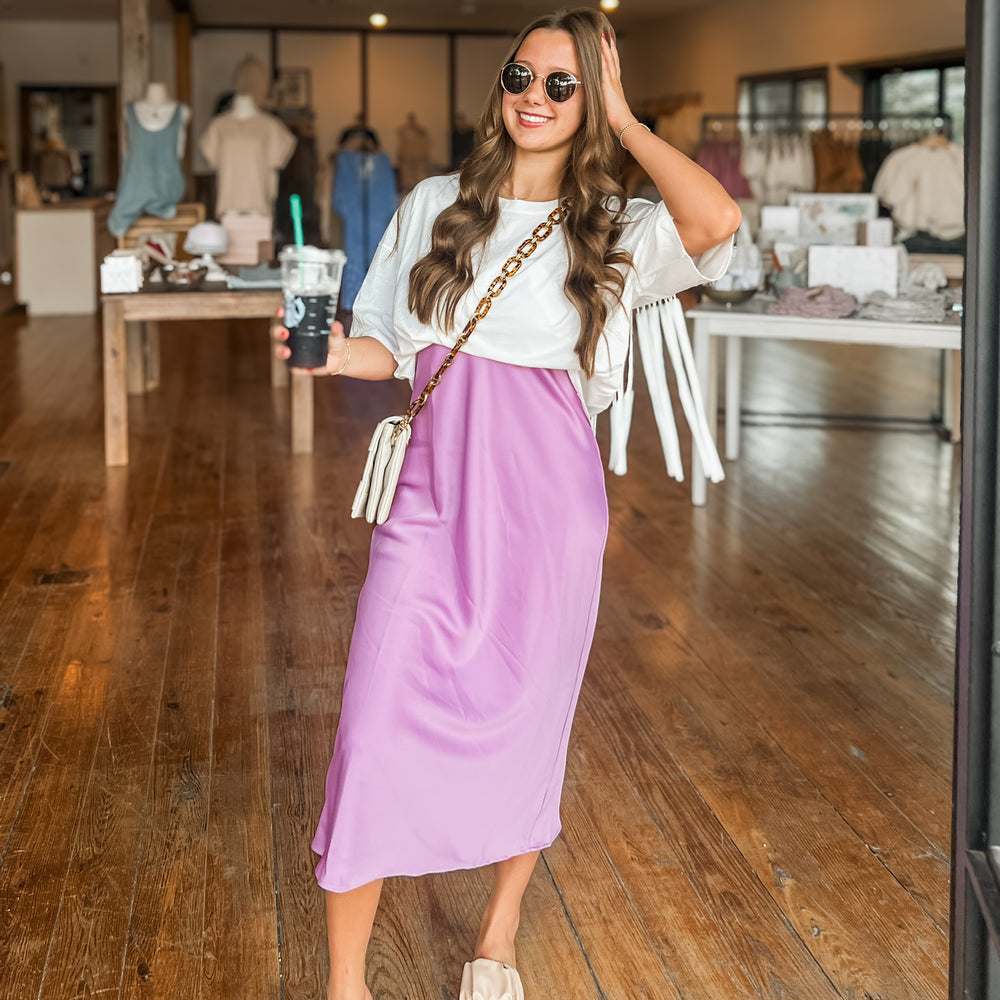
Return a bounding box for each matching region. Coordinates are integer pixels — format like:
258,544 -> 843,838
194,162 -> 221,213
218,212 -> 273,266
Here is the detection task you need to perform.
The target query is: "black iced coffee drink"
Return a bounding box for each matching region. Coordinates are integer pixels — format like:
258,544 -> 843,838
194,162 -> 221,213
279,246 -> 347,370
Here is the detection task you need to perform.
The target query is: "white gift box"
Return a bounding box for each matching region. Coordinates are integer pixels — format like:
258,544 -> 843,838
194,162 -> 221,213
760,205 -> 802,238
100,250 -> 144,294
788,192 -> 878,245
807,245 -> 908,301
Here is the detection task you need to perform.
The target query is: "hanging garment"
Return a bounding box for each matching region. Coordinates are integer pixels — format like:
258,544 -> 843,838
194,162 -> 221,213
741,133 -> 815,205
858,135 -> 893,193
873,141 -> 965,239
696,138 -> 754,199
811,130 -> 865,193
332,150 -> 398,310
37,146 -> 74,189
397,116 -> 431,192
901,230 -> 966,255
108,103 -> 186,237
199,110 -> 296,217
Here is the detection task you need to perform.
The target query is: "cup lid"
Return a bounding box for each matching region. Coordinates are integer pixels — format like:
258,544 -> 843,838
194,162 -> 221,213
279,244 -> 347,264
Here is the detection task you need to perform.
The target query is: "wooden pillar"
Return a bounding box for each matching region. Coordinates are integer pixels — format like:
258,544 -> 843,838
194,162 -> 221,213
174,9 -> 193,194
119,0 -> 151,109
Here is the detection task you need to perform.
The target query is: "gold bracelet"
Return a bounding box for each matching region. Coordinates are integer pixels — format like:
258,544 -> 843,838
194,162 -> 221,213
330,340 -> 351,376
619,121 -> 650,149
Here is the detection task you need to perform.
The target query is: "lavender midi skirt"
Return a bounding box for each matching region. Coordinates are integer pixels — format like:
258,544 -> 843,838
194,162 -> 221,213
312,344 -> 609,892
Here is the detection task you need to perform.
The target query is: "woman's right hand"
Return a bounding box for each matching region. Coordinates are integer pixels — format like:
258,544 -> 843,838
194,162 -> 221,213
271,306 -> 350,376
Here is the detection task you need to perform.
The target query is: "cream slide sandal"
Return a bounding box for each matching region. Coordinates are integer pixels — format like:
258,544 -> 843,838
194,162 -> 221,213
459,958 -> 525,1000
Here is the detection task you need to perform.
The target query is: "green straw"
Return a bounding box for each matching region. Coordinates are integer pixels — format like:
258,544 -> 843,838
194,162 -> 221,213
290,194 -> 304,247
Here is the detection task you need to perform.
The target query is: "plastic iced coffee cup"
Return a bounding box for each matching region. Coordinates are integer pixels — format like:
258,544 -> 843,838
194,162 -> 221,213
279,245 -> 347,369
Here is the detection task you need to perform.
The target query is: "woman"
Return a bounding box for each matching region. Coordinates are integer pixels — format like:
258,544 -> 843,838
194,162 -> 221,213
275,9 -> 740,1000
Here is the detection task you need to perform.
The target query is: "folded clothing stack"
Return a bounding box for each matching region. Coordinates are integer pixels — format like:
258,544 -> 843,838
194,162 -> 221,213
767,284 -> 857,319
225,263 -> 283,289
855,288 -> 948,323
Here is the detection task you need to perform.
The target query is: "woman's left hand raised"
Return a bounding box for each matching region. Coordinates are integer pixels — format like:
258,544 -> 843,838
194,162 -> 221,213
600,31 -> 636,137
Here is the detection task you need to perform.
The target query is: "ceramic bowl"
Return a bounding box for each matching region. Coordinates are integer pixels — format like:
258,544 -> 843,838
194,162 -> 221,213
703,286 -> 757,307
159,261 -> 209,289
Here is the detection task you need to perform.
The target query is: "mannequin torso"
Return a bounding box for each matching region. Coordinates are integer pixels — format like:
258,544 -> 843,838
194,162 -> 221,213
232,93 -> 259,120
133,82 -> 190,156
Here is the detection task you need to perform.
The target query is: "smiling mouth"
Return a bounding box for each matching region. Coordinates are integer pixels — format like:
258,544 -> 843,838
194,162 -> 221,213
517,112 -> 551,126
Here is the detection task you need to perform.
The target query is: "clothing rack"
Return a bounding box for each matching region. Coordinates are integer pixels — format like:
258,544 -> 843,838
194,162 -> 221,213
700,112 -> 953,142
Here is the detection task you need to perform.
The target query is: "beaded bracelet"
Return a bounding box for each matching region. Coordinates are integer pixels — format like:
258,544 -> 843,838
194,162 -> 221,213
331,340 -> 351,376
619,121 -> 651,149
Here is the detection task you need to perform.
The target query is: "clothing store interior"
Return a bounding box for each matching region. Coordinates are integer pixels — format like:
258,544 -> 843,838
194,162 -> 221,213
0,0 -> 996,997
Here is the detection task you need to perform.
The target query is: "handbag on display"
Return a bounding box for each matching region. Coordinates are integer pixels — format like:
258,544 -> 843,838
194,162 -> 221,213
351,204 -> 566,525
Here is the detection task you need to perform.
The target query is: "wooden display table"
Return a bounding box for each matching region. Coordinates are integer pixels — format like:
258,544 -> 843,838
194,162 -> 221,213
686,297 -> 963,506
101,284 -> 316,466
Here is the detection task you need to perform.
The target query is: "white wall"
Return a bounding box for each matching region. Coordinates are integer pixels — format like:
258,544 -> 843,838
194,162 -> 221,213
455,35 -> 513,130
626,0 -> 965,112
0,20 -> 174,168
369,34 -> 450,170
277,32 -> 362,174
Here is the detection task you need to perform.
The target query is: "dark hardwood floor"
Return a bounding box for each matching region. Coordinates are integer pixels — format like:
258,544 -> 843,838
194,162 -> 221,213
0,309 -> 957,1000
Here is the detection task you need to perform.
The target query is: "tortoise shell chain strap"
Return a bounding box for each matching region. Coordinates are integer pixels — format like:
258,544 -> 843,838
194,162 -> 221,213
392,204 -> 567,440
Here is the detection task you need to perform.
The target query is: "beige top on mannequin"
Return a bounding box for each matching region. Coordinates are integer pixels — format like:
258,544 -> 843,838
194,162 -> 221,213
199,93 -> 297,215
133,82 -> 190,157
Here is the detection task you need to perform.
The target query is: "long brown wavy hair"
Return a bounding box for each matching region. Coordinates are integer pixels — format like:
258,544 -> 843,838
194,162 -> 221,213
406,7 -> 631,378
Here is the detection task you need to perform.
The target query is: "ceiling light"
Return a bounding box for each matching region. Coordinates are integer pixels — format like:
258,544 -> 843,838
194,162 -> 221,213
369,12 -> 388,28
600,0 -> 620,10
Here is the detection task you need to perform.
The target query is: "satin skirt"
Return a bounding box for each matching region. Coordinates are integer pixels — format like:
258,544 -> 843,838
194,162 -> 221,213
313,344 -> 609,892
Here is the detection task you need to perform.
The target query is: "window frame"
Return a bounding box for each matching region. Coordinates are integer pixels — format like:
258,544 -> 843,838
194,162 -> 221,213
860,53 -> 965,119
737,66 -> 829,123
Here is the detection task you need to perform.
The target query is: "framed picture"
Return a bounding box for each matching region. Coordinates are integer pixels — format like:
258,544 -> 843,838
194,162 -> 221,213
273,68 -> 312,111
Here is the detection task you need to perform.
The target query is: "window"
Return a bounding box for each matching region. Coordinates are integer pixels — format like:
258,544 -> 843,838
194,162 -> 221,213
864,58 -> 965,142
737,68 -> 828,124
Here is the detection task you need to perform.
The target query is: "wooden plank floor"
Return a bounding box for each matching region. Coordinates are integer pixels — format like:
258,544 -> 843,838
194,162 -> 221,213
0,309 -> 956,1000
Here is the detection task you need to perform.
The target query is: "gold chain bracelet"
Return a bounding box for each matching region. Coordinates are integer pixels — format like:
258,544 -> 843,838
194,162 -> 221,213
331,340 -> 351,375
619,121 -> 650,149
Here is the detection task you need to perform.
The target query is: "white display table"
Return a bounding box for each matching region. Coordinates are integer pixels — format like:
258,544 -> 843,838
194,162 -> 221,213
685,297 -> 962,506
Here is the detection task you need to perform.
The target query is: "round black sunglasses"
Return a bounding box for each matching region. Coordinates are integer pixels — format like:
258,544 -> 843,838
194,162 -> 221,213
500,62 -> 583,103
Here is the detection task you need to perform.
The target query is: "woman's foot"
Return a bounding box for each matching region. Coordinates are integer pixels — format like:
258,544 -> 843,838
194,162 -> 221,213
460,958 -> 525,1000
474,928 -> 517,969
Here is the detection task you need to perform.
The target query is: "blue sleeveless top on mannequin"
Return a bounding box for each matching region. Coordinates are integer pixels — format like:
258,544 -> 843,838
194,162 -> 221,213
108,102 -> 186,238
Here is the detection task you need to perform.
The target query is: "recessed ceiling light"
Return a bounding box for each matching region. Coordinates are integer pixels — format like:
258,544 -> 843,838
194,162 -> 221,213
600,0 -> 620,10
369,12 -> 388,27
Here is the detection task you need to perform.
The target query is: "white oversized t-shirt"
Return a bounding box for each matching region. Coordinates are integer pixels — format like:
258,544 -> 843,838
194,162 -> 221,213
352,173 -> 732,418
